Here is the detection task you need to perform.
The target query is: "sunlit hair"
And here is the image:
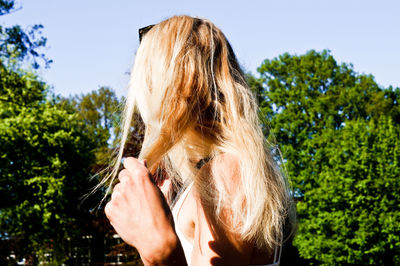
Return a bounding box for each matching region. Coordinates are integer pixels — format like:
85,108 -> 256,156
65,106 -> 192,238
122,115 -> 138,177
105,15 -> 295,250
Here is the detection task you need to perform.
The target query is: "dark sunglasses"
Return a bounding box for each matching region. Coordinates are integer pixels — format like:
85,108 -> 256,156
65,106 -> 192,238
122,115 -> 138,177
138,24 -> 155,43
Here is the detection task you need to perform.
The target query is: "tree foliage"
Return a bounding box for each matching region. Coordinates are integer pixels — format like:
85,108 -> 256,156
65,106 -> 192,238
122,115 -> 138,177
294,117 -> 400,265
0,1 -> 146,263
0,60 -> 99,262
0,0 -> 51,69
67,87 -> 120,146
252,50 -> 400,265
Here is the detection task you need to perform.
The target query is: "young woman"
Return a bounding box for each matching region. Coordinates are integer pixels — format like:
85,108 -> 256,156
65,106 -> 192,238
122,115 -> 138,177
104,15 -> 295,265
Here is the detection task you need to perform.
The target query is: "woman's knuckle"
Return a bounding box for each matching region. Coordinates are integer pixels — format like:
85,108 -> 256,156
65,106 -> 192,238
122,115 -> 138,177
121,169 -> 130,175
104,202 -> 113,219
118,169 -> 130,182
125,157 -> 136,166
114,183 -> 121,192
111,190 -> 121,201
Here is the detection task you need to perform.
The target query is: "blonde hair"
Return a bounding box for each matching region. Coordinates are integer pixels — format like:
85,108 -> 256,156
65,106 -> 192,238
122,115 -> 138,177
106,15 -> 295,250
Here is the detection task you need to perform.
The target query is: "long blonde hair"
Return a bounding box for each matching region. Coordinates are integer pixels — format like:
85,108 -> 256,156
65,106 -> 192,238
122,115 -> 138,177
107,15 -> 295,250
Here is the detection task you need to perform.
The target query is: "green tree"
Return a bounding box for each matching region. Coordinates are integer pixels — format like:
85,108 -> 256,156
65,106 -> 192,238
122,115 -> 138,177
0,1 -> 143,263
61,87 -> 145,169
0,0 -> 51,69
294,117 -> 400,265
252,50 -> 400,265
58,87 -> 145,264
68,87 -> 120,146
0,60 -> 98,263
0,1 -> 98,263
59,87 -> 126,174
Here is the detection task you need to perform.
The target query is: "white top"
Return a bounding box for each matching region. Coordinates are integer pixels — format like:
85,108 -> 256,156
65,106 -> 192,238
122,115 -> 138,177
172,182 -> 281,266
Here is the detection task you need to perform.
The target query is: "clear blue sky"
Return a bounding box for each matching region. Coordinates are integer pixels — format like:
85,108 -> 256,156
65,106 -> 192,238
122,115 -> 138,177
2,0 -> 399,97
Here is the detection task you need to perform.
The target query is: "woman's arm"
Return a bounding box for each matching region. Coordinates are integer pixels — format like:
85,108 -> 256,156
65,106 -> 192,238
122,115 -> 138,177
105,157 -> 187,266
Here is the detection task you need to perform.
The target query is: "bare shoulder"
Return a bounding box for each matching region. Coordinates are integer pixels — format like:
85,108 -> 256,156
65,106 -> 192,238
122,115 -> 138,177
212,152 -> 241,173
209,152 -> 242,195
194,152 -> 244,209
189,153 -> 253,265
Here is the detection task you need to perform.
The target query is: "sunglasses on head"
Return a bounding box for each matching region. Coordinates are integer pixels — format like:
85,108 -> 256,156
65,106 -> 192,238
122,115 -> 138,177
138,24 -> 155,43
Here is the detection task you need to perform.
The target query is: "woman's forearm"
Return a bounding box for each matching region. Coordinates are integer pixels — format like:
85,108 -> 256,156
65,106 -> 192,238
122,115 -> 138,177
140,231 -> 188,266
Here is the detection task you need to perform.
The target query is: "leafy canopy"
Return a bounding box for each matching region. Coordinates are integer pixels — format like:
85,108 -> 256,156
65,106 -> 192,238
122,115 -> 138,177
252,50 -> 400,265
0,60 -> 99,261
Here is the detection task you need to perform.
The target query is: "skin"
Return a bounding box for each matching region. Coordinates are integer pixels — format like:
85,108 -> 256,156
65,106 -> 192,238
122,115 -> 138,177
105,155 -> 273,265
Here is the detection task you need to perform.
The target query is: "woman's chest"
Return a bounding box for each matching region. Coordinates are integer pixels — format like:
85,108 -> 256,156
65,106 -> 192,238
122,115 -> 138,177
175,188 -> 197,243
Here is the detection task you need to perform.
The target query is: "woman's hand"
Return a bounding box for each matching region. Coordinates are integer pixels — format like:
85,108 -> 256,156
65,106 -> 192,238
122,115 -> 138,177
104,157 -> 186,265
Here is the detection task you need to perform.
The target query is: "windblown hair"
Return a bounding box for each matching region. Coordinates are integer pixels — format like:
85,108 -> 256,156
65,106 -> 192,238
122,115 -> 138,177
106,15 -> 295,250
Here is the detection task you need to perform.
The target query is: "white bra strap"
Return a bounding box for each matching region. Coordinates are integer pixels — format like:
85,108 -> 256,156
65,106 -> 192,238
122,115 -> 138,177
278,241 -> 282,263
273,234 -> 283,263
175,182 -> 194,217
273,244 -> 278,263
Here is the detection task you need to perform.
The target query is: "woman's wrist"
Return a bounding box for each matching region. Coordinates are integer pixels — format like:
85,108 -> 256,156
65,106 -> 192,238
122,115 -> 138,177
140,229 -> 187,266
